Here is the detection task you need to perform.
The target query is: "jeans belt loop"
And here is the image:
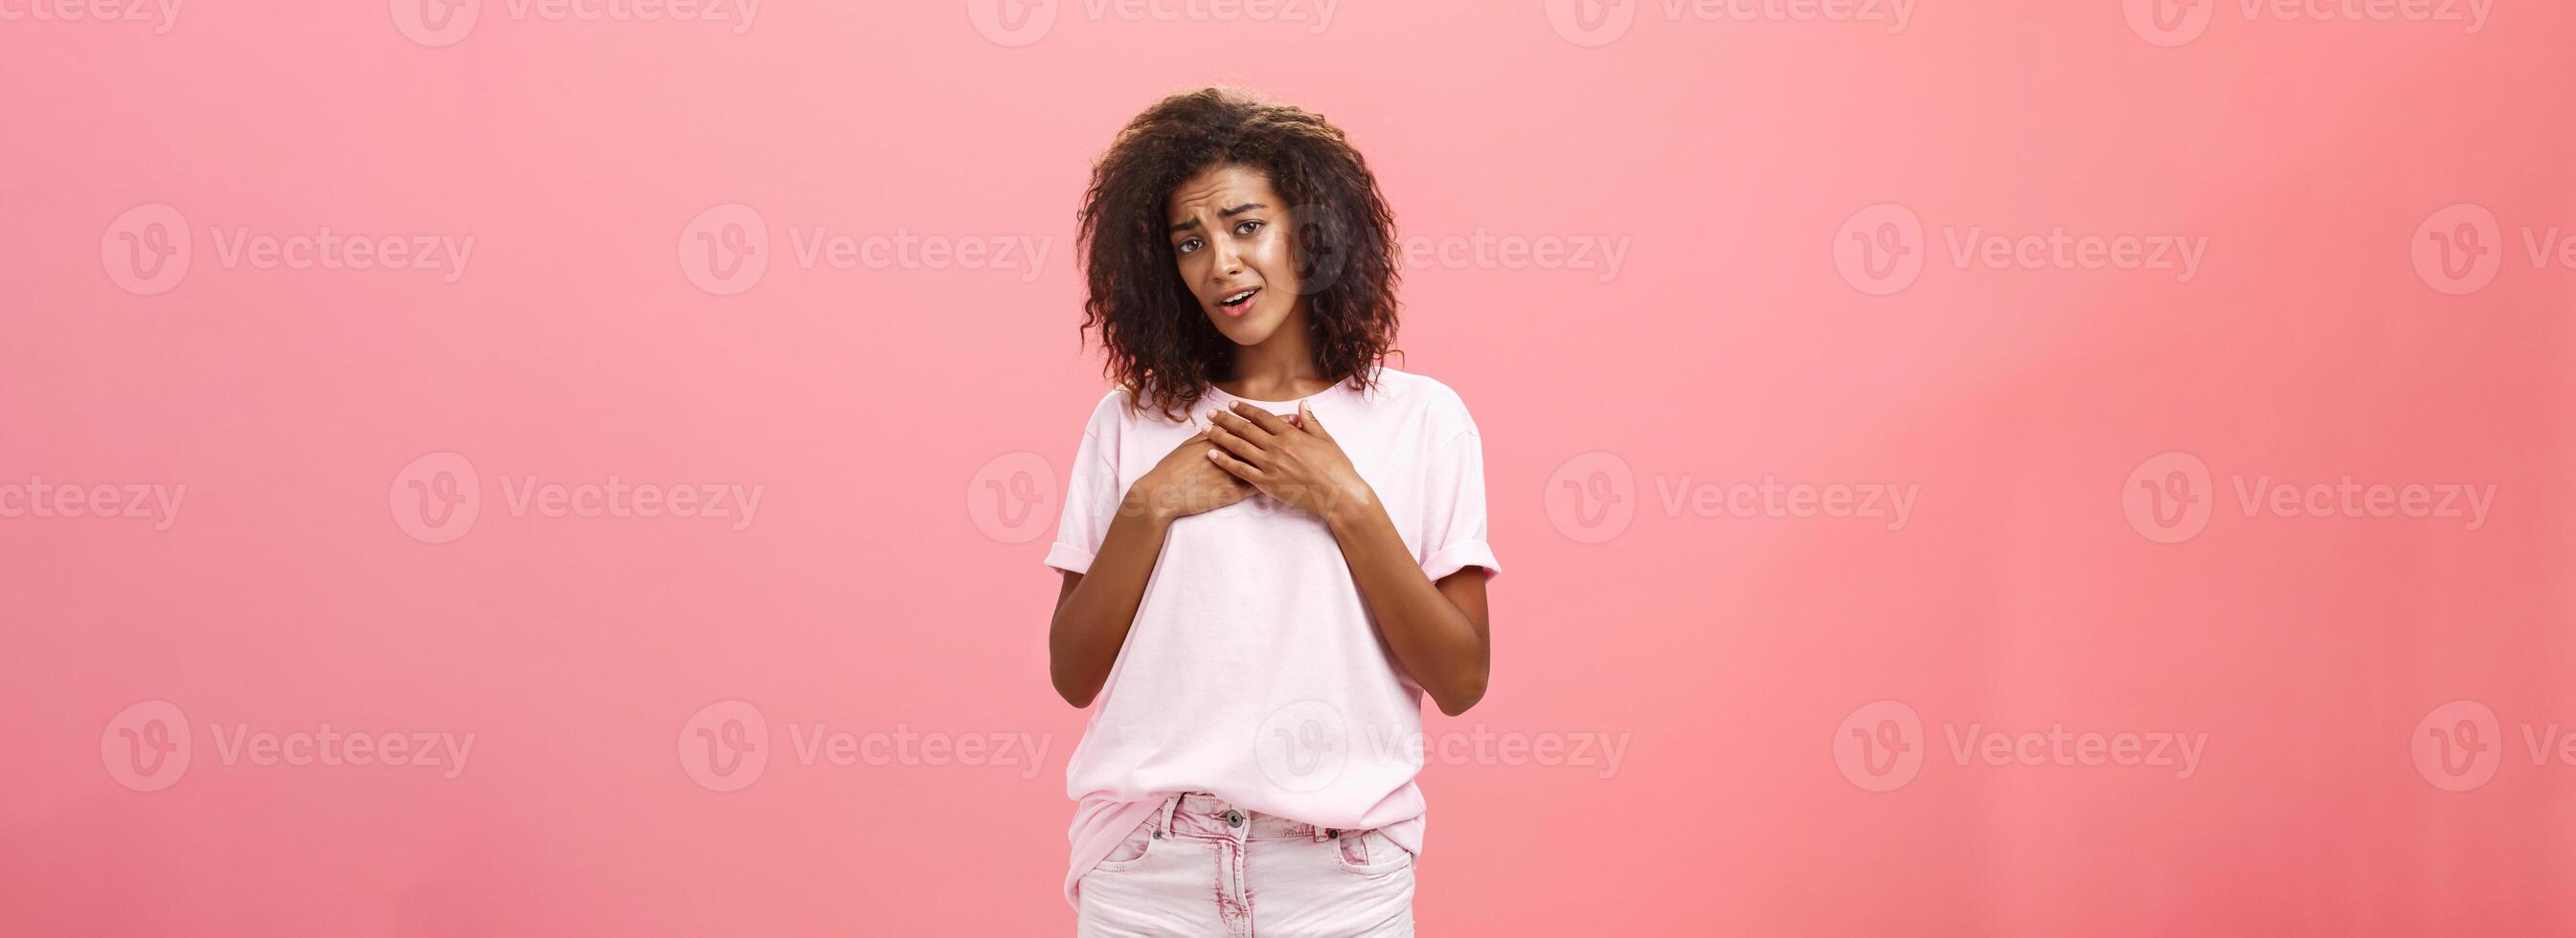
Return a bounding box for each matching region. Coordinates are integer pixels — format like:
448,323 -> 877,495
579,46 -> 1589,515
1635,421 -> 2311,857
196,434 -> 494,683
1154,793 -> 1180,838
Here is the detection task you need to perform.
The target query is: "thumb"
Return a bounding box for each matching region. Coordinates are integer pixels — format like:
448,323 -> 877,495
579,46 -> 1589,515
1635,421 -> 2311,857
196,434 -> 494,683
1299,400 -> 1329,437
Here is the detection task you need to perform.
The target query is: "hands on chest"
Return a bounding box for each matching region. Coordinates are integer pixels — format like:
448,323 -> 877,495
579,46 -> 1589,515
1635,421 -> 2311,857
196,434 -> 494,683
1199,401 -> 1377,524
1127,400 -> 1376,525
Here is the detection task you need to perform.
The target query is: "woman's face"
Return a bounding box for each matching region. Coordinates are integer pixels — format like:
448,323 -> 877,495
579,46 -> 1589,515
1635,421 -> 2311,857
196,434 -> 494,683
1166,164 -> 1303,346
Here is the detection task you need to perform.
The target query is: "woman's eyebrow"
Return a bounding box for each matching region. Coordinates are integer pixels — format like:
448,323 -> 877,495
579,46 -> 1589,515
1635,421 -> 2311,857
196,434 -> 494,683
1167,202 -> 1270,234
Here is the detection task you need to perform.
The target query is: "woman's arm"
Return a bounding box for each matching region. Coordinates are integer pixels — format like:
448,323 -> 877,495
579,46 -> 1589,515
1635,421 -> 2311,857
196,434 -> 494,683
1204,402 -> 1493,716
1322,496 -> 1493,716
1048,492 -> 1173,708
1049,434 -> 1250,707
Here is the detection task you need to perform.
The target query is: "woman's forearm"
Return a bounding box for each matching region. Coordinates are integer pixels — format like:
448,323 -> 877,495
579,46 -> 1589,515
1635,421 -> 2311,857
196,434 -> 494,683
1049,492 -> 1173,707
1322,488 -> 1491,716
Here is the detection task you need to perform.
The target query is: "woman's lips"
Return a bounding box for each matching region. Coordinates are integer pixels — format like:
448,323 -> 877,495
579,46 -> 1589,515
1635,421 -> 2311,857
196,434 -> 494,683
1216,287 -> 1260,318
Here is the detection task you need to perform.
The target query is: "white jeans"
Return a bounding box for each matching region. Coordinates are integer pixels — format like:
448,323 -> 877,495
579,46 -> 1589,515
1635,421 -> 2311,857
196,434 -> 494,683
1075,792 -> 1416,937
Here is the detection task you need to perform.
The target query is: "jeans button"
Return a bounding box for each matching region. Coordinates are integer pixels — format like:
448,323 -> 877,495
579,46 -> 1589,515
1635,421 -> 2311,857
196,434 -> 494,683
1224,809 -> 1245,828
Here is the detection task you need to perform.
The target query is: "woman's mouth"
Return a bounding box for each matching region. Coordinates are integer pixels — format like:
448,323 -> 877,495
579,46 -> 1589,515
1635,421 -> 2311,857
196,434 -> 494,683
1216,287 -> 1260,317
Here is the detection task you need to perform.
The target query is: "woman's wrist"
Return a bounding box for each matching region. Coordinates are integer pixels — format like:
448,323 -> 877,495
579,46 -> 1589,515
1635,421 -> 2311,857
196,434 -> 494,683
1319,480 -> 1383,533
1120,482 -> 1177,528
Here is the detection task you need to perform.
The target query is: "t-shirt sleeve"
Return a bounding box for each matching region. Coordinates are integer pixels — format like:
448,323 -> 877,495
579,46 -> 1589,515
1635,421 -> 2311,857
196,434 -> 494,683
1044,392 -> 1126,575
1417,412 -> 1501,582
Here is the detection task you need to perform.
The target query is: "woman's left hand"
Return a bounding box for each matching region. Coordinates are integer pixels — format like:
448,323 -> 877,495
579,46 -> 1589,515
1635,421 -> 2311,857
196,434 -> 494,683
1204,400 -> 1374,519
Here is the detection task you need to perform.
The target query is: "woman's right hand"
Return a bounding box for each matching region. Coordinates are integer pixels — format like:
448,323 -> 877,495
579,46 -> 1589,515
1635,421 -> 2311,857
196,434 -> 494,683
1127,432 -> 1254,523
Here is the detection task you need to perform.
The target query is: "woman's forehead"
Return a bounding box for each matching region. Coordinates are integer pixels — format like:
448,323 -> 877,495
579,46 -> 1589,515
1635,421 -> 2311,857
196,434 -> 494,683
1167,166 -> 1279,216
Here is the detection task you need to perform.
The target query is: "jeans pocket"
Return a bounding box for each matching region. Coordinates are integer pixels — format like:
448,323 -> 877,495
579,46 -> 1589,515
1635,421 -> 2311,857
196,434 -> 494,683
1333,828 -> 1413,877
1091,818 -> 1158,874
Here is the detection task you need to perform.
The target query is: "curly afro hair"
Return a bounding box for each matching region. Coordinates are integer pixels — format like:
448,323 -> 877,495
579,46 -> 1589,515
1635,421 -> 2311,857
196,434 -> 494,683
1074,86 -> 1401,421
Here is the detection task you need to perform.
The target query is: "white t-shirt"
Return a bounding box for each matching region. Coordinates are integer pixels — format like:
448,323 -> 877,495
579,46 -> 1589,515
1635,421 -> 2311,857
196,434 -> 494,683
1044,365 -> 1500,909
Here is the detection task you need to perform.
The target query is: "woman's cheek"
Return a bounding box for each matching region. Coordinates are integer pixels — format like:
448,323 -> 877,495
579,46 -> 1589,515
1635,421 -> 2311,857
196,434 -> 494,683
1256,234 -> 1295,280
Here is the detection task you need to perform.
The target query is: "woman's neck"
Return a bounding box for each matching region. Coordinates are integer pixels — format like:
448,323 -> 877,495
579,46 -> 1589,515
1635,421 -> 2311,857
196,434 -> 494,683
1215,305 -> 1334,400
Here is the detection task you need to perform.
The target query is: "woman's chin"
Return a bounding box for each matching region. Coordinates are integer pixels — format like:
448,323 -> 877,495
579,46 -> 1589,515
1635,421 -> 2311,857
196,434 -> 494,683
1208,317 -> 1280,346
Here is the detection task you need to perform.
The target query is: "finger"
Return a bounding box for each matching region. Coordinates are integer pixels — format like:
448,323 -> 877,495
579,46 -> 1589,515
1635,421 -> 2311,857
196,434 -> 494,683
1207,447 -> 1265,481
1231,401 -> 1298,436
1204,424 -> 1268,463
1209,407 -> 1277,446
1298,400 -> 1330,438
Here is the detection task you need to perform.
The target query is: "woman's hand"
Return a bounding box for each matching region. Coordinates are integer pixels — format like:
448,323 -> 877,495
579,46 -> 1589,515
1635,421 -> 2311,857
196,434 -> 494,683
1057,432 -> 1247,708
1128,432 -> 1254,523
1204,400 -> 1375,520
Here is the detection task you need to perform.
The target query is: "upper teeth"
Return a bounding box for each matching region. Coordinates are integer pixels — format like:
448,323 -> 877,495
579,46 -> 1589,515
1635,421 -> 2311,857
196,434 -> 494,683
1224,290 -> 1255,303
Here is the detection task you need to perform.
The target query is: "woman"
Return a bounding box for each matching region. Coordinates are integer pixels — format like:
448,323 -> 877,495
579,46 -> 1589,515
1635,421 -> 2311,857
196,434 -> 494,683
1045,86 -> 1500,935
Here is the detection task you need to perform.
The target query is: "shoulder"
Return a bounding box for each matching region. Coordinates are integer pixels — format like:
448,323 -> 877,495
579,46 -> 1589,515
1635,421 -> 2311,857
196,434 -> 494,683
1072,387 -> 1135,444
1087,386 -> 1133,420
1078,384 -> 1195,439
1363,365 -> 1466,408
1363,366 -> 1480,438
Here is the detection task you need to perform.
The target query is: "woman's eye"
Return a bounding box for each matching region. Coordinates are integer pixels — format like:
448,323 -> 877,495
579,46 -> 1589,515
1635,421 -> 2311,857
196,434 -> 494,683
1234,220 -> 1263,236
1176,237 -> 1201,254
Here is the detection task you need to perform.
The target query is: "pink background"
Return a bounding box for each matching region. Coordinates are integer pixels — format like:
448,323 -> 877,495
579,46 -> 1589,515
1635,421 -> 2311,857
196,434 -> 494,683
6,1 -> 2573,934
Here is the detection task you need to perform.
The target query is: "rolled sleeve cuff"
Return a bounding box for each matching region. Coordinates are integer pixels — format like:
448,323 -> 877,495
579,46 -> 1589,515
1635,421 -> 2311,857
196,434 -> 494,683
1044,542 -> 1096,575
1421,540 -> 1499,582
